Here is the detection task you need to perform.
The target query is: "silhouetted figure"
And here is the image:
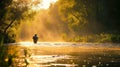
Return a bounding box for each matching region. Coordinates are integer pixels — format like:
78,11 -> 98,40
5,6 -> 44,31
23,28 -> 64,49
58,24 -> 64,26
32,34 -> 38,44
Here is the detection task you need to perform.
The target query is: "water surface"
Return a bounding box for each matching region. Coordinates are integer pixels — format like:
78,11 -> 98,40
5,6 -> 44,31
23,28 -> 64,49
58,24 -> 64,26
9,42 -> 120,67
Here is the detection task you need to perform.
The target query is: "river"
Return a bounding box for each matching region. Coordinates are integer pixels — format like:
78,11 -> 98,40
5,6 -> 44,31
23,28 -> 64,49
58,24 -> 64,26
6,42 -> 120,67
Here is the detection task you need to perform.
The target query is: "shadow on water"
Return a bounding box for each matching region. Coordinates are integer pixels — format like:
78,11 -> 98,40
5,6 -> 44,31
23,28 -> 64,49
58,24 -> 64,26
7,42 -> 120,67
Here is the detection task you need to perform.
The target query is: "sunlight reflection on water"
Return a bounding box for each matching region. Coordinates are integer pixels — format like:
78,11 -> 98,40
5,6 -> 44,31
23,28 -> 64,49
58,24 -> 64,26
27,55 -> 78,67
11,42 -> 120,67
18,42 -> 34,45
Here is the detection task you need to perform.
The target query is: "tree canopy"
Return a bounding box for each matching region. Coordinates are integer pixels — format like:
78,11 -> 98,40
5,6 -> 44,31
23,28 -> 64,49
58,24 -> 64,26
57,0 -> 120,35
0,0 -> 37,43
0,0 -> 120,43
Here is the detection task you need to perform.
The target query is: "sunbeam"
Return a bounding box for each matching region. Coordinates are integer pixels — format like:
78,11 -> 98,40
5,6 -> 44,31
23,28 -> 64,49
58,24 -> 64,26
31,0 -> 58,10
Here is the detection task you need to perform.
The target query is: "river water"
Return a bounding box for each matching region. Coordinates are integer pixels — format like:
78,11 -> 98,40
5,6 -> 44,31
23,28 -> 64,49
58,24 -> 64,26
7,42 -> 120,67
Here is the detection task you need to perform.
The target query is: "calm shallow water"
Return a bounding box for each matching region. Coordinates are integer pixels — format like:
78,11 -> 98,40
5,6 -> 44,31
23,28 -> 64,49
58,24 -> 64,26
10,42 -> 120,67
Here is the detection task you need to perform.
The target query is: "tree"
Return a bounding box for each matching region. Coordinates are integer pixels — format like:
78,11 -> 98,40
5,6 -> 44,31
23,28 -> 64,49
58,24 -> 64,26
57,0 -> 88,35
0,0 -> 38,43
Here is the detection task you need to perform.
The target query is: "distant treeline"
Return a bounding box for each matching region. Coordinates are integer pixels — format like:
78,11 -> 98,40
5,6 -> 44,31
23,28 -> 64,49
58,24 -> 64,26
57,0 -> 120,43
62,33 -> 120,43
0,0 -> 120,43
57,0 -> 120,34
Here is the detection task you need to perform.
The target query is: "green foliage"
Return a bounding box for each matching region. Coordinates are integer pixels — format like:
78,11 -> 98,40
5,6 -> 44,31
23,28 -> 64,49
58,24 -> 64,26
0,0 -> 119,43
63,33 -> 120,43
0,40 -> 23,66
111,35 -> 120,43
0,0 -> 37,43
0,36 -> 9,66
57,0 -> 120,43
58,0 -> 88,32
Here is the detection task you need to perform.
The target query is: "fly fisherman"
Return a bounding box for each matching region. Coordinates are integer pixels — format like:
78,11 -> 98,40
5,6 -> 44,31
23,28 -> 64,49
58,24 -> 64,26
32,34 -> 38,44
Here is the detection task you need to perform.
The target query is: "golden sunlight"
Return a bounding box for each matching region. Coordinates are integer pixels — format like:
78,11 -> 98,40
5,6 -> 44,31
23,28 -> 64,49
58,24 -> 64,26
19,41 -> 33,45
31,0 -> 58,10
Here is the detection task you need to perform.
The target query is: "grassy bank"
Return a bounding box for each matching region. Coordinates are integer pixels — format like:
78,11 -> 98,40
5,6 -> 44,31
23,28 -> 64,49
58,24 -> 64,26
64,34 -> 120,43
0,35 -> 30,66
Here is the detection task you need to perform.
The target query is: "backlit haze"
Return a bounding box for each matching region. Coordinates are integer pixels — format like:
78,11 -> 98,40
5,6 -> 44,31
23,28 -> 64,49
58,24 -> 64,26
31,0 -> 58,10
17,0 -> 69,42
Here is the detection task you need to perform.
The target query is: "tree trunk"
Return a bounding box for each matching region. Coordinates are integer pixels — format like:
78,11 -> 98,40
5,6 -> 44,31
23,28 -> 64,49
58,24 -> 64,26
3,17 -> 16,34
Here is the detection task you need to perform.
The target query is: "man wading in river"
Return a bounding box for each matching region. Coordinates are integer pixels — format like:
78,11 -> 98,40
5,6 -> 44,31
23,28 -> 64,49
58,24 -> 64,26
32,34 -> 38,44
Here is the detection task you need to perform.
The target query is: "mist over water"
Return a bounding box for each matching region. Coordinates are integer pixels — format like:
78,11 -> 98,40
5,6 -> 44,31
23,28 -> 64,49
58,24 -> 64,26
18,4 -> 70,42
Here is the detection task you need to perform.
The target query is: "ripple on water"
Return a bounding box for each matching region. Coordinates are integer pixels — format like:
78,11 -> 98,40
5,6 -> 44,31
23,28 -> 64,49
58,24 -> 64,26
26,55 -> 78,66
